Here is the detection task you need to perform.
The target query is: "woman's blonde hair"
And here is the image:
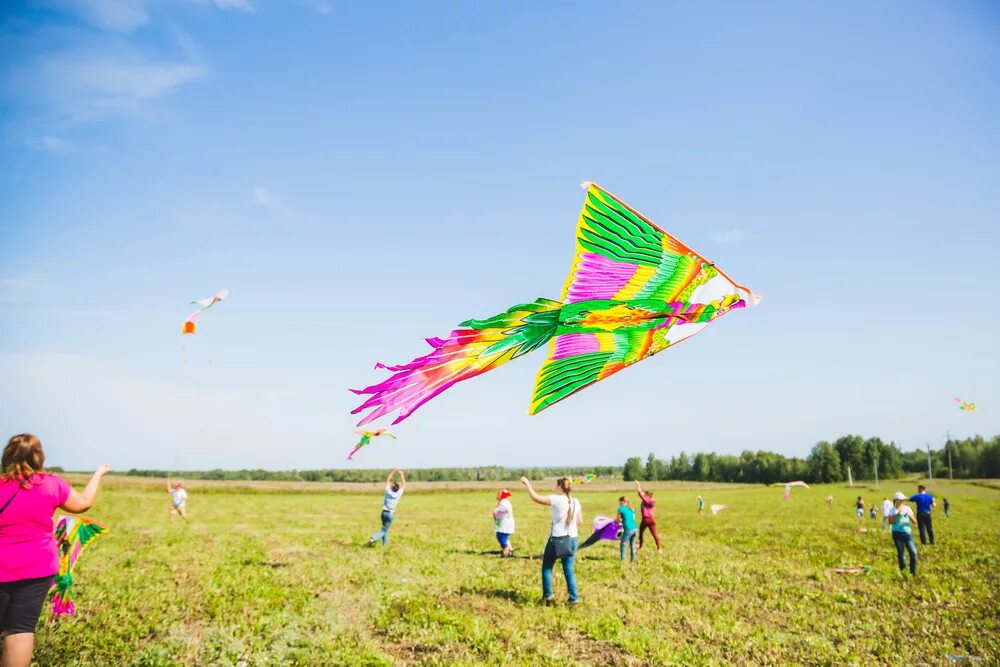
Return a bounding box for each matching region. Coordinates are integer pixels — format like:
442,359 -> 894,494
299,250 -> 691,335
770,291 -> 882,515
557,477 -> 575,526
2,433 -> 46,486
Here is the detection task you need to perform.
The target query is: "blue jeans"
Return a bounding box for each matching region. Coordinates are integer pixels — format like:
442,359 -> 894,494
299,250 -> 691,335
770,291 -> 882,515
892,531 -> 917,574
620,529 -> 637,561
370,510 -> 394,546
496,532 -> 511,549
542,536 -> 578,602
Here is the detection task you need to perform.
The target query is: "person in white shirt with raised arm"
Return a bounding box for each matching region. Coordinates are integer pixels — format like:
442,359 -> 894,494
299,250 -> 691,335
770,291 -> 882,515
520,476 -> 582,605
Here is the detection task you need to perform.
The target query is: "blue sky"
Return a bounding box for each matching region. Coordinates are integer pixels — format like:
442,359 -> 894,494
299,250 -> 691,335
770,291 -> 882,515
1,1 -> 998,471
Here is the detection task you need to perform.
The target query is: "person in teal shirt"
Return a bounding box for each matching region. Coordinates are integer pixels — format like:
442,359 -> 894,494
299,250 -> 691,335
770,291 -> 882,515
888,491 -> 918,575
617,496 -> 638,562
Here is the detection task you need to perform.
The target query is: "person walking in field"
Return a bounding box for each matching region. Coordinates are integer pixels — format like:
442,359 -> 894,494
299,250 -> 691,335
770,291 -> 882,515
167,480 -> 188,523
888,491 -> 918,575
909,484 -> 936,545
855,496 -> 865,519
943,497 -> 951,518
368,469 -> 405,547
697,494 -> 705,516
881,497 -> 893,530
635,481 -> 662,553
869,504 -> 877,520
0,434 -> 110,667
493,489 -> 515,557
617,496 -> 638,562
520,476 -> 582,605
826,495 -> 834,509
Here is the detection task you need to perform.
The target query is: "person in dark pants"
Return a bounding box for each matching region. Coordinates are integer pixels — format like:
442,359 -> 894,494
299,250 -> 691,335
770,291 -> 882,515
888,491 -> 918,575
943,497 -> 951,518
909,484 -> 936,545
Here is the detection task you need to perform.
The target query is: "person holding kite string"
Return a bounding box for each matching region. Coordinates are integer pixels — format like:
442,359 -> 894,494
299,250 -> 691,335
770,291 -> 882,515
493,489 -> 515,557
368,469 -> 405,547
617,496 -> 638,562
0,434 -> 110,667
520,477 -> 582,605
888,491 -> 918,575
635,481 -> 662,553
167,480 -> 188,523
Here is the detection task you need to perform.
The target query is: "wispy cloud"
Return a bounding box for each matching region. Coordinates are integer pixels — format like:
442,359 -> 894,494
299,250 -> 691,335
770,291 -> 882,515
28,135 -> 75,155
710,228 -> 746,244
45,0 -> 150,33
0,276 -> 35,304
185,0 -> 257,12
251,186 -> 281,207
27,53 -> 206,121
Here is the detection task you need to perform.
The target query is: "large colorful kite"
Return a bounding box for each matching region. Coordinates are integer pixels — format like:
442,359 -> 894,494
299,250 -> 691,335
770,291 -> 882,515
50,515 -> 108,617
347,428 -> 397,460
954,398 -> 977,412
351,183 -> 759,425
182,288 -> 229,335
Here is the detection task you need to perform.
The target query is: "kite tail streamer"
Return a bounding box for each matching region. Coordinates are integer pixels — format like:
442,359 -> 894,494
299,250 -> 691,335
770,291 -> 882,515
351,298 -> 562,425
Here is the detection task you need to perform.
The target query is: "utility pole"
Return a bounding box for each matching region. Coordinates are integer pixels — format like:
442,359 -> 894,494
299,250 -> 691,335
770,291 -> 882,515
926,443 -> 933,481
847,465 -> 853,487
873,452 -> 879,489
947,430 -> 953,480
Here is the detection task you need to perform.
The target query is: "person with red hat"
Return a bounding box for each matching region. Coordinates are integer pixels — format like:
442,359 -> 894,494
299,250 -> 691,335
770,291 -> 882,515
167,479 -> 188,523
493,489 -> 515,557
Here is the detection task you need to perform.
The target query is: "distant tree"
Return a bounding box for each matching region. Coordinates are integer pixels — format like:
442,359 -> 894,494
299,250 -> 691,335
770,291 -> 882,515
644,453 -> 662,481
623,457 -> 644,481
807,442 -> 841,483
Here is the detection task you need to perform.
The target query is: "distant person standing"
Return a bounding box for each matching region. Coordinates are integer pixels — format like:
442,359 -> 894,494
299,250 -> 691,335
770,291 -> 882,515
635,481 -> 662,553
697,495 -> 705,516
909,485 -> 936,545
855,496 -> 865,519
881,497 -> 893,530
943,497 -> 951,518
368,469 -> 405,547
520,477 -> 582,605
493,489 -> 515,557
826,495 -> 834,510
869,504 -> 877,520
888,491 -> 918,575
617,497 -> 638,562
167,480 -> 188,523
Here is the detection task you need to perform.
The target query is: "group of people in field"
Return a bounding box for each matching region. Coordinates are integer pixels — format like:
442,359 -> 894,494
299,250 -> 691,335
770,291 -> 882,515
0,431 -> 958,666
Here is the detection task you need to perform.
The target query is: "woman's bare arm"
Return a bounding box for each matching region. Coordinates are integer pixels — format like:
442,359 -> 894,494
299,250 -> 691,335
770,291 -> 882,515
520,477 -> 550,505
60,464 -> 110,513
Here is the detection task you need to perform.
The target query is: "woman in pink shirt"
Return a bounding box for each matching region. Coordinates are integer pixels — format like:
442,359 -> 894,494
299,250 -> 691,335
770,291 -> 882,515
634,480 -> 662,554
0,434 -> 109,667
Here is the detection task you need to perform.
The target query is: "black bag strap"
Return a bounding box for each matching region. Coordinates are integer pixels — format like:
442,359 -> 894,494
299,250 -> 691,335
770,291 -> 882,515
0,485 -> 20,515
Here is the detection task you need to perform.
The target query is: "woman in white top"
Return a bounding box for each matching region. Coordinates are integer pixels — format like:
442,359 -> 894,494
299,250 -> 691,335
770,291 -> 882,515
520,476 -> 582,605
493,489 -> 515,557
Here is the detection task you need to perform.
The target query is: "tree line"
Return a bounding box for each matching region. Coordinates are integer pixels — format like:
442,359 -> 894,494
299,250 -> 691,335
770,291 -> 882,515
123,465 -> 623,483
623,434 -> 1000,483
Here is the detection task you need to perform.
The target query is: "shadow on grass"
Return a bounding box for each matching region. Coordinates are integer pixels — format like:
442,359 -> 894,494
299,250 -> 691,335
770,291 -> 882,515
448,548 -> 542,560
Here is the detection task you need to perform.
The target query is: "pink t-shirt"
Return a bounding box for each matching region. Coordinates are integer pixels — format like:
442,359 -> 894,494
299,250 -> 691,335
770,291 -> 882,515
0,474 -> 72,582
639,492 -> 656,523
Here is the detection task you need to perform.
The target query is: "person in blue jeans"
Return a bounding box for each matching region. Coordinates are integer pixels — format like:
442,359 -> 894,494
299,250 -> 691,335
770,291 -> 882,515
368,469 -> 405,547
888,491 -> 918,575
909,484 -> 936,545
520,476 -> 582,605
617,496 -> 638,562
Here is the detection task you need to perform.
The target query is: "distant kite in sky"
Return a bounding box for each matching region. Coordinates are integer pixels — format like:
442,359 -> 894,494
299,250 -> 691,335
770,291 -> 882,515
351,182 -> 760,425
50,515 -> 108,617
182,288 -> 229,335
954,398 -> 977,412
347,428 -> 397,461
575,474 -> 597,485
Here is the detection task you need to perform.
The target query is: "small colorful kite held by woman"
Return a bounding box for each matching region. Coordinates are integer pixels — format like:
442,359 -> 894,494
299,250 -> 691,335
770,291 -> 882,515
954,398 -> 977,412
574,473 -> 596,484
50,515 -> 108,617
351,183 -> 760,425
347,429 -> 397,460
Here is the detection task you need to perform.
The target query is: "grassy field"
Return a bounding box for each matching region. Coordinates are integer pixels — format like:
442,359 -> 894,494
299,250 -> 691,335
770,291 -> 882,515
31,476 -> 1000,666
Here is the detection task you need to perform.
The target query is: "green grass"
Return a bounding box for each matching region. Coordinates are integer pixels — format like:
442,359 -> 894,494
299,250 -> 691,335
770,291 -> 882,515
32,477 -> 1000,666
